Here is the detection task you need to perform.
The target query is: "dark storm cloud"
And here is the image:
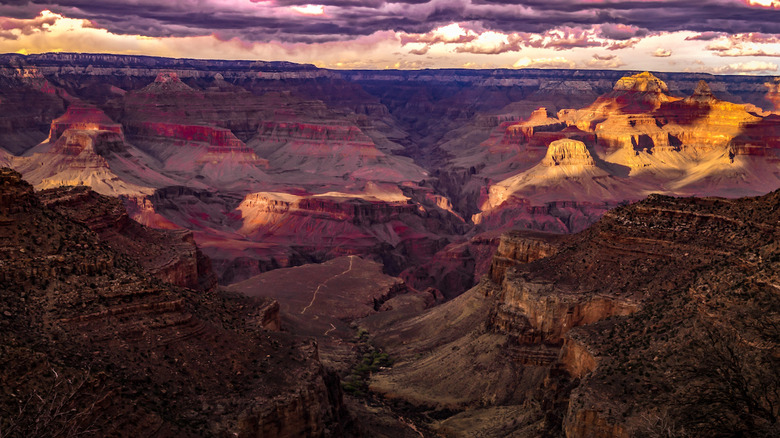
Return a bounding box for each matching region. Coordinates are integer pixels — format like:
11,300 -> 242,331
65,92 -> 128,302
269,0 -> 431,5
598,23 -> 647,40
2,0 -> 780,43
686,31 -> 726,41
472,0 -> 780,34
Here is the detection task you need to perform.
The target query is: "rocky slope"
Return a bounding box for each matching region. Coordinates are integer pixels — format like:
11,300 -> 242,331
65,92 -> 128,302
0,168 -> 347,437
364,189 -> 779,437
38,185 -> 217,290
8,103 -> 176,197
0,65 -> 65,155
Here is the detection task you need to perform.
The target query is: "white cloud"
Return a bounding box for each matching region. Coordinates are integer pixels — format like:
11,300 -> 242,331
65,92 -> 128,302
290,5 -> 325,16
652,48 -> 672,57
711,61 -> 778,74
513,56 -> 576,69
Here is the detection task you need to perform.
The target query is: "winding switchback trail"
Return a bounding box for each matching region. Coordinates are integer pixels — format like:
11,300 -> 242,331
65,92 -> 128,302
301,255 -> 355,315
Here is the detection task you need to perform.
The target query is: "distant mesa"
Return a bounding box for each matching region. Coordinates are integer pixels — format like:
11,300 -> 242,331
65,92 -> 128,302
606,71 -> 678,110
688,79 -> 716,103
48,104 -> 124,142
137,71 -> 196,94
526,107 -> 558,123
503,107 -> 566,144
542,139 -> 596,167
612,71 -> 669,94
53,128 -> 125,158
155,71 -> 181,83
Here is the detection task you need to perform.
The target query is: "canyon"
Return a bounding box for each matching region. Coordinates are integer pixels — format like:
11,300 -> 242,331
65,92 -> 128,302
2,54 -> 780,289
0,53 -> 779,437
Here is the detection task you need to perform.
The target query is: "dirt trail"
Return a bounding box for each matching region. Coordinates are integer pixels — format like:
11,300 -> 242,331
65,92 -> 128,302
301,255 -> 355,315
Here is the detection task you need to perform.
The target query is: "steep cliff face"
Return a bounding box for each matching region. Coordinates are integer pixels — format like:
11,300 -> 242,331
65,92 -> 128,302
232,190 -> 456,277
0,67 -> 65,155
0,168 -> 346,437
558,335 -> 598,380
559,72 -> 679,132
129,121 -> 249,150
541,138 -> 597,167
488,230 -> 564,283
11,128 -> 156,196
563,408 -> 629,438
502,107 -> 565,144
595,113 -> 672,154
126,120 -> 270,184
367,189 -> 779,437
238,192 -> 419,232
658,80 -> 763,153
48,103 -> 124,142
488,276 -> 639,345
38,185 -> 218,290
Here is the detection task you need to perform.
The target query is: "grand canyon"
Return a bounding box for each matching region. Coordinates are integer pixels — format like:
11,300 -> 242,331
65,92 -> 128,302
1,51 -> 778,437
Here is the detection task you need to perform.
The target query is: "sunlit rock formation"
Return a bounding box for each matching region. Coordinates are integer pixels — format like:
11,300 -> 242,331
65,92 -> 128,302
559,72 -> 679,131
47,103 -> 125,142
502,107 -> 565,144
7,104 -> 174,197
13,128 -> 154,196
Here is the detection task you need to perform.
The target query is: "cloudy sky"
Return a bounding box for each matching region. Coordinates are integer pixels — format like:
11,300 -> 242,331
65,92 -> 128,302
1,0 -> 780,73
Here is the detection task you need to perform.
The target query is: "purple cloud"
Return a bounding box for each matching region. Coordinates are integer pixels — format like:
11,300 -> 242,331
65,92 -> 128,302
0,0 -> 778,44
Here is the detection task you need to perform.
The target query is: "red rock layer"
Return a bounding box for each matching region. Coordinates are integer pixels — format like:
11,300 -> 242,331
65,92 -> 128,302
48,104 -> 124,142
502,107 -> 566,145
257,121 -> 374,145
129,121 -> 245,148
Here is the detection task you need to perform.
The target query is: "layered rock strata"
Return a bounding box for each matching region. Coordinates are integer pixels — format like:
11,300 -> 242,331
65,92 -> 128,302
0,168 -> 347,437
38,185 -> 218,290
367,190 -> 780,437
